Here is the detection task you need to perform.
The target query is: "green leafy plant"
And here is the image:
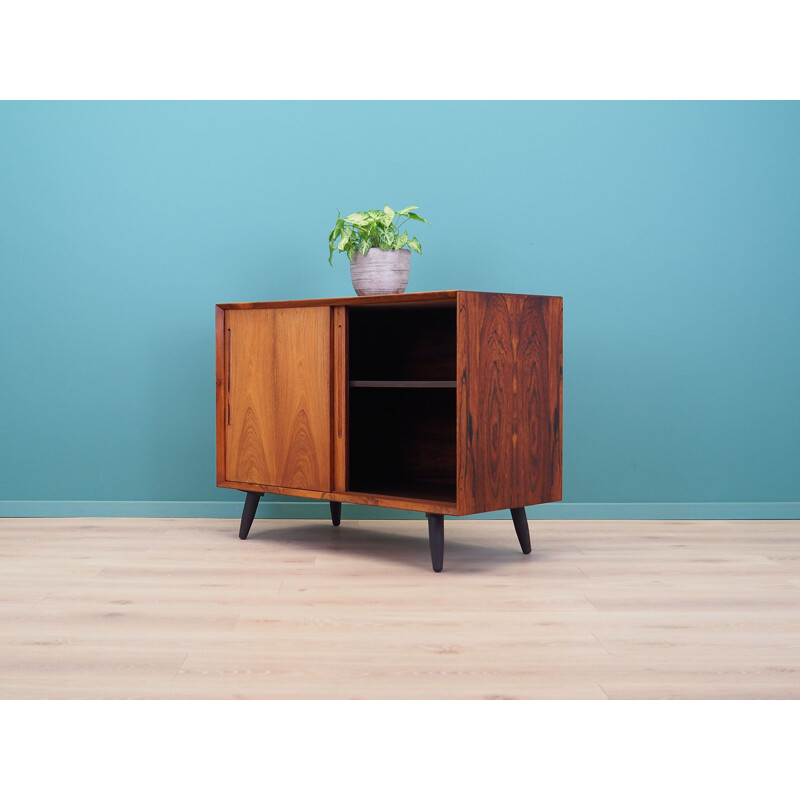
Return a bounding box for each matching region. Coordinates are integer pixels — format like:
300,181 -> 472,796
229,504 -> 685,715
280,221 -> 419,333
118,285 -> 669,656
328,205 -> 430,266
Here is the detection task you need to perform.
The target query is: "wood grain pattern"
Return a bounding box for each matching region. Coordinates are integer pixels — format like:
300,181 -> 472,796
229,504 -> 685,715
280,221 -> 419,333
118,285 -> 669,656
217,479 -> 457,515
217,290 -> 457,311
332,306 -> 348,492
3,518 -> 799,699
215,305 -> 227,486
457,292 -> 563,515
225,307 -> 331,491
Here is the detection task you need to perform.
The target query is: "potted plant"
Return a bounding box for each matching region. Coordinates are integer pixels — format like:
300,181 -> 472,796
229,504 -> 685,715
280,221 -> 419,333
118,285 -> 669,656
328,205 -> 431,296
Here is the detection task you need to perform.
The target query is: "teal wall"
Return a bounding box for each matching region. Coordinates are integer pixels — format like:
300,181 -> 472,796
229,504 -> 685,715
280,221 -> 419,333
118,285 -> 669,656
1,102 -> 799,518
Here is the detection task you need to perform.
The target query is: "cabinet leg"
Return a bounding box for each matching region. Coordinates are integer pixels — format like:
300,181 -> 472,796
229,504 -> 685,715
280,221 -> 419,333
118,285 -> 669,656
330,501 -> 342,527
239,492 -> 263,540
510,506 -> 532,554
426,513 -> 444,572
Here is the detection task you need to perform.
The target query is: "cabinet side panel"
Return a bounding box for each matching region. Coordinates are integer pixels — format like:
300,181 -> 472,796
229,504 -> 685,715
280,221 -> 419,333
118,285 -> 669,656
548,297 -> 563,502
515,295 -> 562,506
457,293 -> 562,514
226,307 -> 331,492
215,306 -> 227,486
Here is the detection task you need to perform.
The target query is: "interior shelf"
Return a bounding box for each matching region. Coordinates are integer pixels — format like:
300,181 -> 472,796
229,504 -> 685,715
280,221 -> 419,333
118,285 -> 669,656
350,380 -> 457,389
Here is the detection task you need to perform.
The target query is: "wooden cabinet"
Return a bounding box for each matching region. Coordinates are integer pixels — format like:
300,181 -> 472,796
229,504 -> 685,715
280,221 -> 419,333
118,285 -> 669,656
216,291 -> 562,571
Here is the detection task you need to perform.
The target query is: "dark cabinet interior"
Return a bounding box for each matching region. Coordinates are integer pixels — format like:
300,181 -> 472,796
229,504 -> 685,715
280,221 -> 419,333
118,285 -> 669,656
348,304 -> 457,382
347,302 -> 457,502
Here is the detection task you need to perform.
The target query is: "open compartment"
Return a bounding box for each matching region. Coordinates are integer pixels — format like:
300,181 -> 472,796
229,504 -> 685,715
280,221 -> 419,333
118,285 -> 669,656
348,303 -> 457,383
348,387 -> 456,503
347,301 -> 457,502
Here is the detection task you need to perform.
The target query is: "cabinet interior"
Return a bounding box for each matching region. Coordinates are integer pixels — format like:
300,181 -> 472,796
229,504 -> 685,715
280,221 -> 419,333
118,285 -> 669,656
347,303 -> 457,503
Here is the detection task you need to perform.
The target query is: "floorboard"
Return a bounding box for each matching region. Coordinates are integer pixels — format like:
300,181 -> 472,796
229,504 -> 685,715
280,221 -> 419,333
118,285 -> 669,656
1,517 -> 798,699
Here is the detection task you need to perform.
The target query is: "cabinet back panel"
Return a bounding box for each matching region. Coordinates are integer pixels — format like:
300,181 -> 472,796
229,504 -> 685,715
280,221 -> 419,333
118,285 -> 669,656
225,307 -> 331,491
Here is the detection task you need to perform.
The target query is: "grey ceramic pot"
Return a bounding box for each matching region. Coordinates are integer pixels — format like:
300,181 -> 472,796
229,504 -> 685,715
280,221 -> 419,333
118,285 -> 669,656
349,247 -> 411,296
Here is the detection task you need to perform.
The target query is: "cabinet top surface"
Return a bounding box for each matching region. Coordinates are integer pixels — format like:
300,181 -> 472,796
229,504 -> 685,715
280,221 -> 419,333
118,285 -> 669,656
217,290 -> 562,311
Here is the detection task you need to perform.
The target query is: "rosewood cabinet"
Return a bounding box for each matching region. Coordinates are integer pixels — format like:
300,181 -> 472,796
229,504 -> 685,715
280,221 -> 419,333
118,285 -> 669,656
216,291 -> 562,571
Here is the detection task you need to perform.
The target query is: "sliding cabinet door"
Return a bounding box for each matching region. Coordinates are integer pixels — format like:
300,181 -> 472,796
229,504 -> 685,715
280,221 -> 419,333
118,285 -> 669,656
224,307 -> 331,491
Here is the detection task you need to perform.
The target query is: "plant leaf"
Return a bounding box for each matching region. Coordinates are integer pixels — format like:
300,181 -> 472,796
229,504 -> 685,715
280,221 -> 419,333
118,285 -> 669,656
358,239 -> 370,255
344,212 -> 368,225
405,212 -> 430,225
397,206 -> 418,215
395,231 -> 408,249
328,218 -> 344,242
383,205 -> 395,225
408,237 -> 422,254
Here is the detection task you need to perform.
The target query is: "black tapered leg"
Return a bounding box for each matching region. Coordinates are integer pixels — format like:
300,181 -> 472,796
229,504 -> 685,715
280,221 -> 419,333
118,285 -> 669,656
426,513 -> 444,572
239,491 -> 263,540
510,506 -> 532,554
330,501 -> 342,527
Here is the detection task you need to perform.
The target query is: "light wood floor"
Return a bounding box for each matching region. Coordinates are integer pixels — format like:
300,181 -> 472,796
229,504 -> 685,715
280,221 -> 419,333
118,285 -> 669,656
1,517 -> 799,699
